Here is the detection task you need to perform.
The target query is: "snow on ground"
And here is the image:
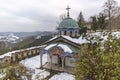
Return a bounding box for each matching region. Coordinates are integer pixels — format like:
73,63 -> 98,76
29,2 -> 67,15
0,74 -> 3,79
0,73 -> 5,79
49,73 -> 75,80
20,54 -> 50,80
20,53 -> 75,80
91,31 -> 120,40
32,69 -> 50,80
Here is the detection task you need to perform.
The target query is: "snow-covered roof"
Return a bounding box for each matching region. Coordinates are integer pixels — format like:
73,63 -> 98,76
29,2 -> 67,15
45,43 -> 72,53
63,36 -> 89,44
47,35 -> 89,45
46,32 -> 120,50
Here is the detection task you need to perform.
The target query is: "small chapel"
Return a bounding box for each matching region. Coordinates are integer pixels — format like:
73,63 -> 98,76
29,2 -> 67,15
41,6 -> 87,74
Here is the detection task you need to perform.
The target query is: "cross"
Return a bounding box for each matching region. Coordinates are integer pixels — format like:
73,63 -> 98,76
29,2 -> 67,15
66,5 -> 71,17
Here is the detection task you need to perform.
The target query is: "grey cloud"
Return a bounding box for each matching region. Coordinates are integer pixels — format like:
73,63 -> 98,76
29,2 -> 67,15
0,0 -> 120,32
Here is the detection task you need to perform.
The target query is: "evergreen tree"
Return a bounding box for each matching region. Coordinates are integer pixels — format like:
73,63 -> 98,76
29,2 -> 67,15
75,34 -> 120,80
77,12 -> 85,28
91,16 -> 98,32
77,12 -> 87,36
97,13 -> 107,31
59,14 -> 66,21
2,64 -> 31,80
79,27 -> 88,36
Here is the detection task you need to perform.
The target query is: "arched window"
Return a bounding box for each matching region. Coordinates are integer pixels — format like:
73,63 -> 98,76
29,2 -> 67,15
70,31 -> 72,36
60,31 -> 61,35
75,31 -> 77,37
64,31 -> 67,35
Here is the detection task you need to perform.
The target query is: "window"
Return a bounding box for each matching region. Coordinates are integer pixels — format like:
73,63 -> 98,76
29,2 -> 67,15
64,31 -> 67,35
60,31 -> 61,35
75,31 -> 77,37
70,31 -> 72,36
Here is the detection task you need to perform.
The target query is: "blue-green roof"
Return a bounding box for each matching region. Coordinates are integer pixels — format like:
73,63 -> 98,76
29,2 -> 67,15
58,17 -> 79,29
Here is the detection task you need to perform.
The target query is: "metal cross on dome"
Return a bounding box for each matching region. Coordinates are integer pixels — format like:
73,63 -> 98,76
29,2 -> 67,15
66,5 -> 71,18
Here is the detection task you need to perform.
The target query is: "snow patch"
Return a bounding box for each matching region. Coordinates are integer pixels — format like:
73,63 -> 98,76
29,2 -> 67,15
20,54 -> 50,80
49,73 -> 75,80
20,54 -> 47,69
0,73 -> 5,79
32,69 -> 50,80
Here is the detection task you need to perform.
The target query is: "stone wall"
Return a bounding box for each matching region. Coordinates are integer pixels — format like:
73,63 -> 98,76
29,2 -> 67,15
0,47 -> 41,68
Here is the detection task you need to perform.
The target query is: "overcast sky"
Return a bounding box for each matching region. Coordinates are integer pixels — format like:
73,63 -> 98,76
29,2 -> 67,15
0,0 -> 120,32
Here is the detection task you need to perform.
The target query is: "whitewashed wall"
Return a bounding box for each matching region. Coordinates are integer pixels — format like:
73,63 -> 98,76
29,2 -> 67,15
52,55 -> 58,64
47,54 -> 50,62
47,54 -> 76,67
47,54 -> 58,64
65,57 -> 75,67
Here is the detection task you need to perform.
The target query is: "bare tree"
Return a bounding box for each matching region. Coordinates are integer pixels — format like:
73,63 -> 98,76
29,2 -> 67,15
103,0 -> 119,31
59,14 -> 66,21
56,14 -> 66,26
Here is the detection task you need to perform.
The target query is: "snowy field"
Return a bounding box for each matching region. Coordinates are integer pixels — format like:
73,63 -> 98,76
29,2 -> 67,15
20,54 -> 75,80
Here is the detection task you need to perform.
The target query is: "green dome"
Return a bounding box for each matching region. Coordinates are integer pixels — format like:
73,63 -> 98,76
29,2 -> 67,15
58,17 -> 79,29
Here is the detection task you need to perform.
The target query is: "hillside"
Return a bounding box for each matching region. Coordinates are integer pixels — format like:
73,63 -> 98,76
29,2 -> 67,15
12,35 -> 53,50
0,31 -> 55,55
0,41 -> 9,55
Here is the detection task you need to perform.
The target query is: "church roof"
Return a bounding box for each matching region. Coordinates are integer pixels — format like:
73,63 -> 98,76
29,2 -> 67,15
43,35 -> 89,49
58,17 -> 79,29
45,42 -> 79,53
47,35 -> 89,45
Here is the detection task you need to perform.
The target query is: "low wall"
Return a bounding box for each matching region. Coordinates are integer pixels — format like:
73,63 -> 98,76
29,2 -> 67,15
0,47 -> 42,68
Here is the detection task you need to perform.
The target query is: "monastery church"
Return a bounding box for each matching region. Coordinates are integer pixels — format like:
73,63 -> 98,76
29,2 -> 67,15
41,6 -> 88,74
0,5 -> 88,74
